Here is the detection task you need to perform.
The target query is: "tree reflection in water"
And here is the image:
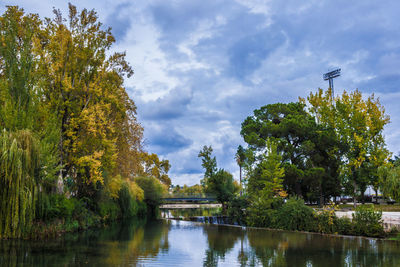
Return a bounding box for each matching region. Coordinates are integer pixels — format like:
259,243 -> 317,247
202,224 -> 243,266
2,219 -> 400,266
200,225 -> 400,267
103,219 -> 170,265
0,218 -> 171,266
244,229 -> 400,267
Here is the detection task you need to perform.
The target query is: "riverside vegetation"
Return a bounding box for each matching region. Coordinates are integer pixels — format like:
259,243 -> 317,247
194,88 -> 396,238
1,4 -> 398,241
0,5 -> 169,239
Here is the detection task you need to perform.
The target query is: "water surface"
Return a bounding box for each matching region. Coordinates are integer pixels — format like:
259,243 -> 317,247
1,218 -> 400,266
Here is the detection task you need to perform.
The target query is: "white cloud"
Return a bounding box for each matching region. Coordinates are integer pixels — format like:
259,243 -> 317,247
114,6 -> 180,102
4,0 -> 400,186
234,0 -> 271,16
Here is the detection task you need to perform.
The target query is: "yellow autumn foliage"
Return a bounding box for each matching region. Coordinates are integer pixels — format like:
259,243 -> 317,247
126,180 -> 144,201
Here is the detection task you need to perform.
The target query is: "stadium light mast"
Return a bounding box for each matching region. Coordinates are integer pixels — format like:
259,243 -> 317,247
323,68 -> 341,99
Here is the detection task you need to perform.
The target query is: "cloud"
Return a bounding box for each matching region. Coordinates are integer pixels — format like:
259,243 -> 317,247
6,0 -> 400,186
144,123 -> 193,155
106,2 -> 132,41
137,87 -> 193,121
228,28 -> 285,80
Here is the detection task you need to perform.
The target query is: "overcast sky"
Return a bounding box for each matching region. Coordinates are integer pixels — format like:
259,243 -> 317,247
2,1 -> 400,185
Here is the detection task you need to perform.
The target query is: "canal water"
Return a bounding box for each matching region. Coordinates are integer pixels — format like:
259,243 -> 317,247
1,218 -> 400,266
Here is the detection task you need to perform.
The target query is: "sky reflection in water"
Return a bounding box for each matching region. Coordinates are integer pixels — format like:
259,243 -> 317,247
1,218 -> 400,266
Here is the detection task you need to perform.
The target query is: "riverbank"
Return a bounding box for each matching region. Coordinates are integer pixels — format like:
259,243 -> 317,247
166,215 -> 399,240
163,208 -> 400,233
163,200 -> 396,238
0,193 -> 150,240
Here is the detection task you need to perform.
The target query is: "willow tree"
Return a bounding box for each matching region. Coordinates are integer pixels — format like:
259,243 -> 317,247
0,7 -> 42,238
0,130 -> 39,238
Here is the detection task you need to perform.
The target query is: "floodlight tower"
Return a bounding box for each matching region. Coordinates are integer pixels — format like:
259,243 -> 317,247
323,68 -> 341,99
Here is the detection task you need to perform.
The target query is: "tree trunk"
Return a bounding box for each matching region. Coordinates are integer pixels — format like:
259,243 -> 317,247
361,190 -> 365,204
57,121 -> 64,194
222,202 -> 227,214
56,172 -> 64,194
319,182 -> 324,208
295,182 -> 302,197
353,179 -> 357,209
352,166 -> 358,209
239,165 -> 242,196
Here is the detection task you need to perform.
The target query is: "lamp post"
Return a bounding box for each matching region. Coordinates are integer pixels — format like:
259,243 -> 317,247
323,68 -> 341,100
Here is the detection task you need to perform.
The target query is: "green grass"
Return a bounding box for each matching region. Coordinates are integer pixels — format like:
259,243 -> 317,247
308,203 -> 400,211
338,203 -> 400,212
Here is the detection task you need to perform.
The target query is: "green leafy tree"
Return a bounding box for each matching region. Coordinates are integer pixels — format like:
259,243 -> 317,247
305,88 -> 390,206
335,90 -> 389,207
198,145 -> 217,188
246,139 -> 287,227
0,6 -> 41,131
171,184 -> 204,197
390,153 -> 400,167
0,7 -> 57,238
134,176 -> 166,214
241,102 -> 341,203
139,152 -> 171,187
198,145 -> 236,210
235,145 -> 246,196
0,5 -> 163,233
241,102 -> 313,197
0,130 -> 40,238
379,164 -> 400,202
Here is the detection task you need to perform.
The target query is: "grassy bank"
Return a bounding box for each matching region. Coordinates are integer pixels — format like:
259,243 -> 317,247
226,197 -> 390,238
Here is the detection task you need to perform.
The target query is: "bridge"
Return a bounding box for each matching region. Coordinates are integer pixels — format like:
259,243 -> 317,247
160,196 -> 219,209
161,197 -> 217,203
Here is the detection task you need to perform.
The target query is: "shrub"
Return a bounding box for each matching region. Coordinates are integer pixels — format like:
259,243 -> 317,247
315,210 -> 336,234
335,217 -> 353,235
134,176 -> 166,214
275,197 -> 315,231
118,182 -> 143,218
246,197 -> 283,227
352,205 -> 385,237
98,199 -> 121,221
315,202 -> 339,234
227,196 -> 248,225
36,194 -> 78,221
36,192 -> 51,221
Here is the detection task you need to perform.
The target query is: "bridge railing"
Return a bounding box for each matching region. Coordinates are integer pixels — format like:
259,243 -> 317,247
161,195 -> 217,203
162,193 -> 216,198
